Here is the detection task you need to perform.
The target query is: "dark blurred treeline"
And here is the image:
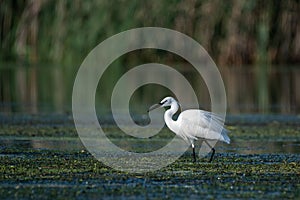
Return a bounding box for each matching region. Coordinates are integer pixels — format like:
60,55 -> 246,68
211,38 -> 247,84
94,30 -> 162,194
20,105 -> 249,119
1,0 -> 299,66
0,0 -> 300,114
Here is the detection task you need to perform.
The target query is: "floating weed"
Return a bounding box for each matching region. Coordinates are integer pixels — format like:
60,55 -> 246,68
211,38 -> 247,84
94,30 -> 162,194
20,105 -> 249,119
0,122 -> 300,198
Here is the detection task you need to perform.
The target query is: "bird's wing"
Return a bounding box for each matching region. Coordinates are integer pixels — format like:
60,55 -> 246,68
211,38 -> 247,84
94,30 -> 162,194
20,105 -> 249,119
178,109 -> 230,143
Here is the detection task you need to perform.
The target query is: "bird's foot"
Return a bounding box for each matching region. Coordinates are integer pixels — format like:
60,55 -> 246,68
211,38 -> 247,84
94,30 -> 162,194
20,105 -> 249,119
208,148 -> 215,162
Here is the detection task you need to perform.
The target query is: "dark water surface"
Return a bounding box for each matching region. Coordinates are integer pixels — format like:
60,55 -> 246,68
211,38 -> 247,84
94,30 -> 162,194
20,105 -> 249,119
1,64 -> 300,114
1,137 -> 300,155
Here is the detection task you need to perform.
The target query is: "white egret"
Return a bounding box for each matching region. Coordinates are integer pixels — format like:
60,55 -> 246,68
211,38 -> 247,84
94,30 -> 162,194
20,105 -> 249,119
148,96 -> 230,162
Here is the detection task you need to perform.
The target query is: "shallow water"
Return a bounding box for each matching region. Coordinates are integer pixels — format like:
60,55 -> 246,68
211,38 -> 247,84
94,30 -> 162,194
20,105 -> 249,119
1,137 -> 300,154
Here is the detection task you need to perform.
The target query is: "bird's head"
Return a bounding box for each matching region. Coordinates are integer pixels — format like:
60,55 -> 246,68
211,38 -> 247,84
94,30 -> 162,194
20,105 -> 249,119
147,96 -> 178,112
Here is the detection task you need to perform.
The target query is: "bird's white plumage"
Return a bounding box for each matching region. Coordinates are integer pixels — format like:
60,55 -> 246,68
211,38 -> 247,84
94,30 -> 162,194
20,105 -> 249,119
177,110 -> 230,144
150,96 -> 230,146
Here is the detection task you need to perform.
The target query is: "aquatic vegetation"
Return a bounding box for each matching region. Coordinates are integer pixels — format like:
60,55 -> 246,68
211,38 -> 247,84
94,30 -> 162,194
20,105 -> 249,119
0,147 -> 299,199
0,115 -> 299,198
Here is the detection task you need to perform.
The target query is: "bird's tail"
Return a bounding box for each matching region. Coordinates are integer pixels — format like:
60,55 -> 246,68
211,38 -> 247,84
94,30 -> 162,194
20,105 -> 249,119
221,129 -> 230,144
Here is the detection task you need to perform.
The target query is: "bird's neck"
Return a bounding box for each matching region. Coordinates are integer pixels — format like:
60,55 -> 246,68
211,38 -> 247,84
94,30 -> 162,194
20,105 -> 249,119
164,103 -> 180,133
166,103 -> 179,117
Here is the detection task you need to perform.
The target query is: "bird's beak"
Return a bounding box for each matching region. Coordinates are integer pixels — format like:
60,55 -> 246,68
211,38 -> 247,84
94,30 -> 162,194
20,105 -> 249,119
147,103 -> 161,112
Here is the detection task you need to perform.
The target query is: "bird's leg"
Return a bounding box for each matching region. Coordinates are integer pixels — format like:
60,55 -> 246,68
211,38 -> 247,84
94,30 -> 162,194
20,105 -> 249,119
209,148 -> 215,162
191,143 -> 196,163
205,141 -> 215,162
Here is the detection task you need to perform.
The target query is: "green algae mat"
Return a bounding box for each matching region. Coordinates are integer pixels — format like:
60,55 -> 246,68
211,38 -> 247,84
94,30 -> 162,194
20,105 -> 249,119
0,114 -> 299,199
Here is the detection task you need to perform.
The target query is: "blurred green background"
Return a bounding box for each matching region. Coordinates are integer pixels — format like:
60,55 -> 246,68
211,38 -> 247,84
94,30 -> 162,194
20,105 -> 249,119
0,0 -> 299,114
